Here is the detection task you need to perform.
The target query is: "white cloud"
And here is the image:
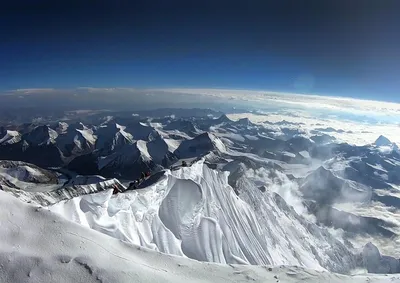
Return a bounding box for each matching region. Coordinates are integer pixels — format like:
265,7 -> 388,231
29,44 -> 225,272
161,88 -> 400,118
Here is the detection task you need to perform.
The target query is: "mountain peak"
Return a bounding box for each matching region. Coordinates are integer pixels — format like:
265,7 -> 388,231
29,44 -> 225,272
374,135 -> 392,146
174,132 -> 226,159
215,114 -> 231,123
24,125 -> 58,146
236,117 -> 252,126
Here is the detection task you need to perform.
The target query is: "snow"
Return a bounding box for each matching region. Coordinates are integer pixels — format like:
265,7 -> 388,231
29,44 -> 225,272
216,132 -> 246,142
76,128 -> 96,145
376,145 -> 398,154
0,188 -> 398,283
298,150 -> 310,159
164,138 -> 182,152
244,134 -> 259,141
281,151 -> 296,158
3,178 -> 125,206
0,130 -> 21,144
366,163 -> 388,173
0,162 -> 61,193
136,140 -> 152,160
4,110 -> 400,281
48,161 -> 357,273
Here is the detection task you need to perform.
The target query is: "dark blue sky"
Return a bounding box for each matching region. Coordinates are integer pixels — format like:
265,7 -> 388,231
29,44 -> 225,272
1,0 -> 399,101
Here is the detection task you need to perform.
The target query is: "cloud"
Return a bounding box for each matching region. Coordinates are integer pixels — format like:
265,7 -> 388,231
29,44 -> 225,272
4,88 -> 57,95
161,88 -> 400,119
4,87 -> 400,119
334,200 -> 400,257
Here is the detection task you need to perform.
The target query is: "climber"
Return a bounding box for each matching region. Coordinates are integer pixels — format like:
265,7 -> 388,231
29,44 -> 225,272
145,171 -> 151,177
182,160 -> 187,167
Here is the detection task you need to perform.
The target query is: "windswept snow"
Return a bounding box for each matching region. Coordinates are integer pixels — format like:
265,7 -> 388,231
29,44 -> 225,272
50,161 -> 356,273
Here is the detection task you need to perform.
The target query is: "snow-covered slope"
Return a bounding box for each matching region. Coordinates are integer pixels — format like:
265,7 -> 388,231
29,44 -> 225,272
50,160 -> 356,273
2,190 -> 396,283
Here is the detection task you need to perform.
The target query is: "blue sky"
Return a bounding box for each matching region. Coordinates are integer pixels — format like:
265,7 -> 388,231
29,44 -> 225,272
1,0 -> 399,102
